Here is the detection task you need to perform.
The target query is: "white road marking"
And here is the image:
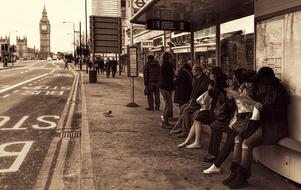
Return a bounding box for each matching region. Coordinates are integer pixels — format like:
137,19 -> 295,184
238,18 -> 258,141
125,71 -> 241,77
0,73 -> 48,94
1,116 -> 29,131
0,85 -> 10,89
0,141 -> 34,173
2,94 -> 10,98
0,116 -> 10,127
32,115 -> 60,129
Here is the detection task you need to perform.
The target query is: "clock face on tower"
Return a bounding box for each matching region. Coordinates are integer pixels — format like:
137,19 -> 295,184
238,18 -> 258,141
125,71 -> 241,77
41,25 -> 47,30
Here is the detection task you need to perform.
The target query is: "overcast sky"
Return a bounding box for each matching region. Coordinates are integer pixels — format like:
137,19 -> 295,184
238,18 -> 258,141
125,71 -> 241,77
0,0 -> 92,53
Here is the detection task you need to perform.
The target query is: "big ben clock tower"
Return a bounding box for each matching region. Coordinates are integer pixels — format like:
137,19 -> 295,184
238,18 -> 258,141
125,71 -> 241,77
39,5 -> 50,59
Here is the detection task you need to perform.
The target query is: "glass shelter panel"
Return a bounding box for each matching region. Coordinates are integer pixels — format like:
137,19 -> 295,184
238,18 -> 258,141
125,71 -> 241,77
256,10 -> 301,141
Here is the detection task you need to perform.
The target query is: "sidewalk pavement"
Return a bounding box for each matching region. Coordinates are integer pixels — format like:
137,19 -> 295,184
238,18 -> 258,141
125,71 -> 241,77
82,72 -> 300,190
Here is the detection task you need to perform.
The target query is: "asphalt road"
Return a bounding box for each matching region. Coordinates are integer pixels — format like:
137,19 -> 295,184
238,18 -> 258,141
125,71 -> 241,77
0,60 -> 75,189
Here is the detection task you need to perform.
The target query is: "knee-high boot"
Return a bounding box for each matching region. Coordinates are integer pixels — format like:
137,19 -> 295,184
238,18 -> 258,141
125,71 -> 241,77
227,166 -> 249,189
222,162 -> 239,185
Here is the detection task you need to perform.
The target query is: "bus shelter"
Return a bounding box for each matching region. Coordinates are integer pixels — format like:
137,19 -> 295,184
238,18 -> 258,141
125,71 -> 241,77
131,0 -> 301,184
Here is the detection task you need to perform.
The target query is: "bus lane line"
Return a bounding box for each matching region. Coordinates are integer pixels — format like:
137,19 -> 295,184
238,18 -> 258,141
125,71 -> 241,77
33,71 -> 77,190
0,73 -> 48,94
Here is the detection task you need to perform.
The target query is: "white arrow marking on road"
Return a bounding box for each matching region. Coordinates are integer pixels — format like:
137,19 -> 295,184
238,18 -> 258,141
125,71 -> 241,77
0,73 -> 48,94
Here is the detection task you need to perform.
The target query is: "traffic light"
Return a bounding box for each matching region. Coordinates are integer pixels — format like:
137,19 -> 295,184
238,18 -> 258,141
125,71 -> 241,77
0,44 -> 3,51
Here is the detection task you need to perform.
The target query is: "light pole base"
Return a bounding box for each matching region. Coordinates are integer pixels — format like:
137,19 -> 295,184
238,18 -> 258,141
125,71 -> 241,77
126,102 -> 139,107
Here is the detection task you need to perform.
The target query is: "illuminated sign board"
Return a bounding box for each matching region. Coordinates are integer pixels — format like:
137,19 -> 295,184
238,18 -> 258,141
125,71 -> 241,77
146,19 -> 191,32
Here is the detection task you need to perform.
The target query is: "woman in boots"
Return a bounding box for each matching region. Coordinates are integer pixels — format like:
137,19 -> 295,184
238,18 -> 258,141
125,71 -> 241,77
203,69 -> 256,174
224,67 -> 289,189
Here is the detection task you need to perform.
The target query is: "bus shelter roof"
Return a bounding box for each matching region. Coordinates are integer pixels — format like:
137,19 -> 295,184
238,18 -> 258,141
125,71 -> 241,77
130,0 -> 254,31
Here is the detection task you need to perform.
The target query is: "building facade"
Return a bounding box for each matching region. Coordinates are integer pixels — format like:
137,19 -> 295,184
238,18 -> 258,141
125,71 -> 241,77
16,37 -> 27,58
39,5 -> 51,59
92,0 -> 121,17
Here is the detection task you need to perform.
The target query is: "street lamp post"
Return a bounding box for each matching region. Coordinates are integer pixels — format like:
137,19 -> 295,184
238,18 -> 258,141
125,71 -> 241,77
63,21 -> 75,58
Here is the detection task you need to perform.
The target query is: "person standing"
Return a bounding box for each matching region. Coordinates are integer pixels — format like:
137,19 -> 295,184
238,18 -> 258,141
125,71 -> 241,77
95,57 -> 100,75
99,57 -> 104,74
105,58 -> 111,78
174,59 -> 193,108
143,55 -> 161,111
111,58 -> 118,78
159,52 -> 176,127
64,60 -> 69,69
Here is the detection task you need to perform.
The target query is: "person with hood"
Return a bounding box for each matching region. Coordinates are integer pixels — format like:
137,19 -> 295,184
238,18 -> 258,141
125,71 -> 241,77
174,59 -> 193,108
159,52 -> 176,127
224,67 -> 289,189
143,55 -> 161,111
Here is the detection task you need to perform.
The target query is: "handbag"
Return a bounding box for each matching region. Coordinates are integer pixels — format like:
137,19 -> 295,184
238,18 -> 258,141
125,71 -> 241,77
232,117 -> 250,135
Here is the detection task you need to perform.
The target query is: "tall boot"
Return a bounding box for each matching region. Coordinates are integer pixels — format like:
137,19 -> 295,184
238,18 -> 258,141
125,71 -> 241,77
227,166 -> 249,189
222,162 -> 239,185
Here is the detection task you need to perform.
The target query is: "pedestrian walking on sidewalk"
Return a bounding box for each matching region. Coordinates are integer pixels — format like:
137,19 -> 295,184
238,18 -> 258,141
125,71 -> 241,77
159,52 -> 175,127
143,55 -> 160,111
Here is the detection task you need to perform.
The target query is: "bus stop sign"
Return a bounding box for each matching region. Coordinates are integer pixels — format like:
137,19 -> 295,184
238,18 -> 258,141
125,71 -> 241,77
146,19 -> 191,31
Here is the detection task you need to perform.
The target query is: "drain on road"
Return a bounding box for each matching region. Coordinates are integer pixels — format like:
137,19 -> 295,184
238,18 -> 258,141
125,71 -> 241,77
56,128 -> 81,138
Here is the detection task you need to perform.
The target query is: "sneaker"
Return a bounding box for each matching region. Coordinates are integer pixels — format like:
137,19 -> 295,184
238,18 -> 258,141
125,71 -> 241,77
145,107 -> 154,111
203,164 -> 222,174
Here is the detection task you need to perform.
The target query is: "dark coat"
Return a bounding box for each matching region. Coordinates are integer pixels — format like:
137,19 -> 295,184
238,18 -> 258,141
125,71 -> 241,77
159,61 -> 175,91
174,64 -> 193,105
111,60 -> 118,72
210,89 -> 237,132
143,60 -> 160,86
256,80 -> 289,145
189,73 -> 211,107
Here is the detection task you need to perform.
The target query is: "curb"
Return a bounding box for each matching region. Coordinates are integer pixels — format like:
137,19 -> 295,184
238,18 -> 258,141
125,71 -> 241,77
80,72 -> 96,190
33,69 -> 78,190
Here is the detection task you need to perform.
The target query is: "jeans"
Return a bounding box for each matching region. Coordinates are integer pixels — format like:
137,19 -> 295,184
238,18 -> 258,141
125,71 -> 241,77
146,84 -> 160,109
160,89 -> 173,120
233,127 -> 263,168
